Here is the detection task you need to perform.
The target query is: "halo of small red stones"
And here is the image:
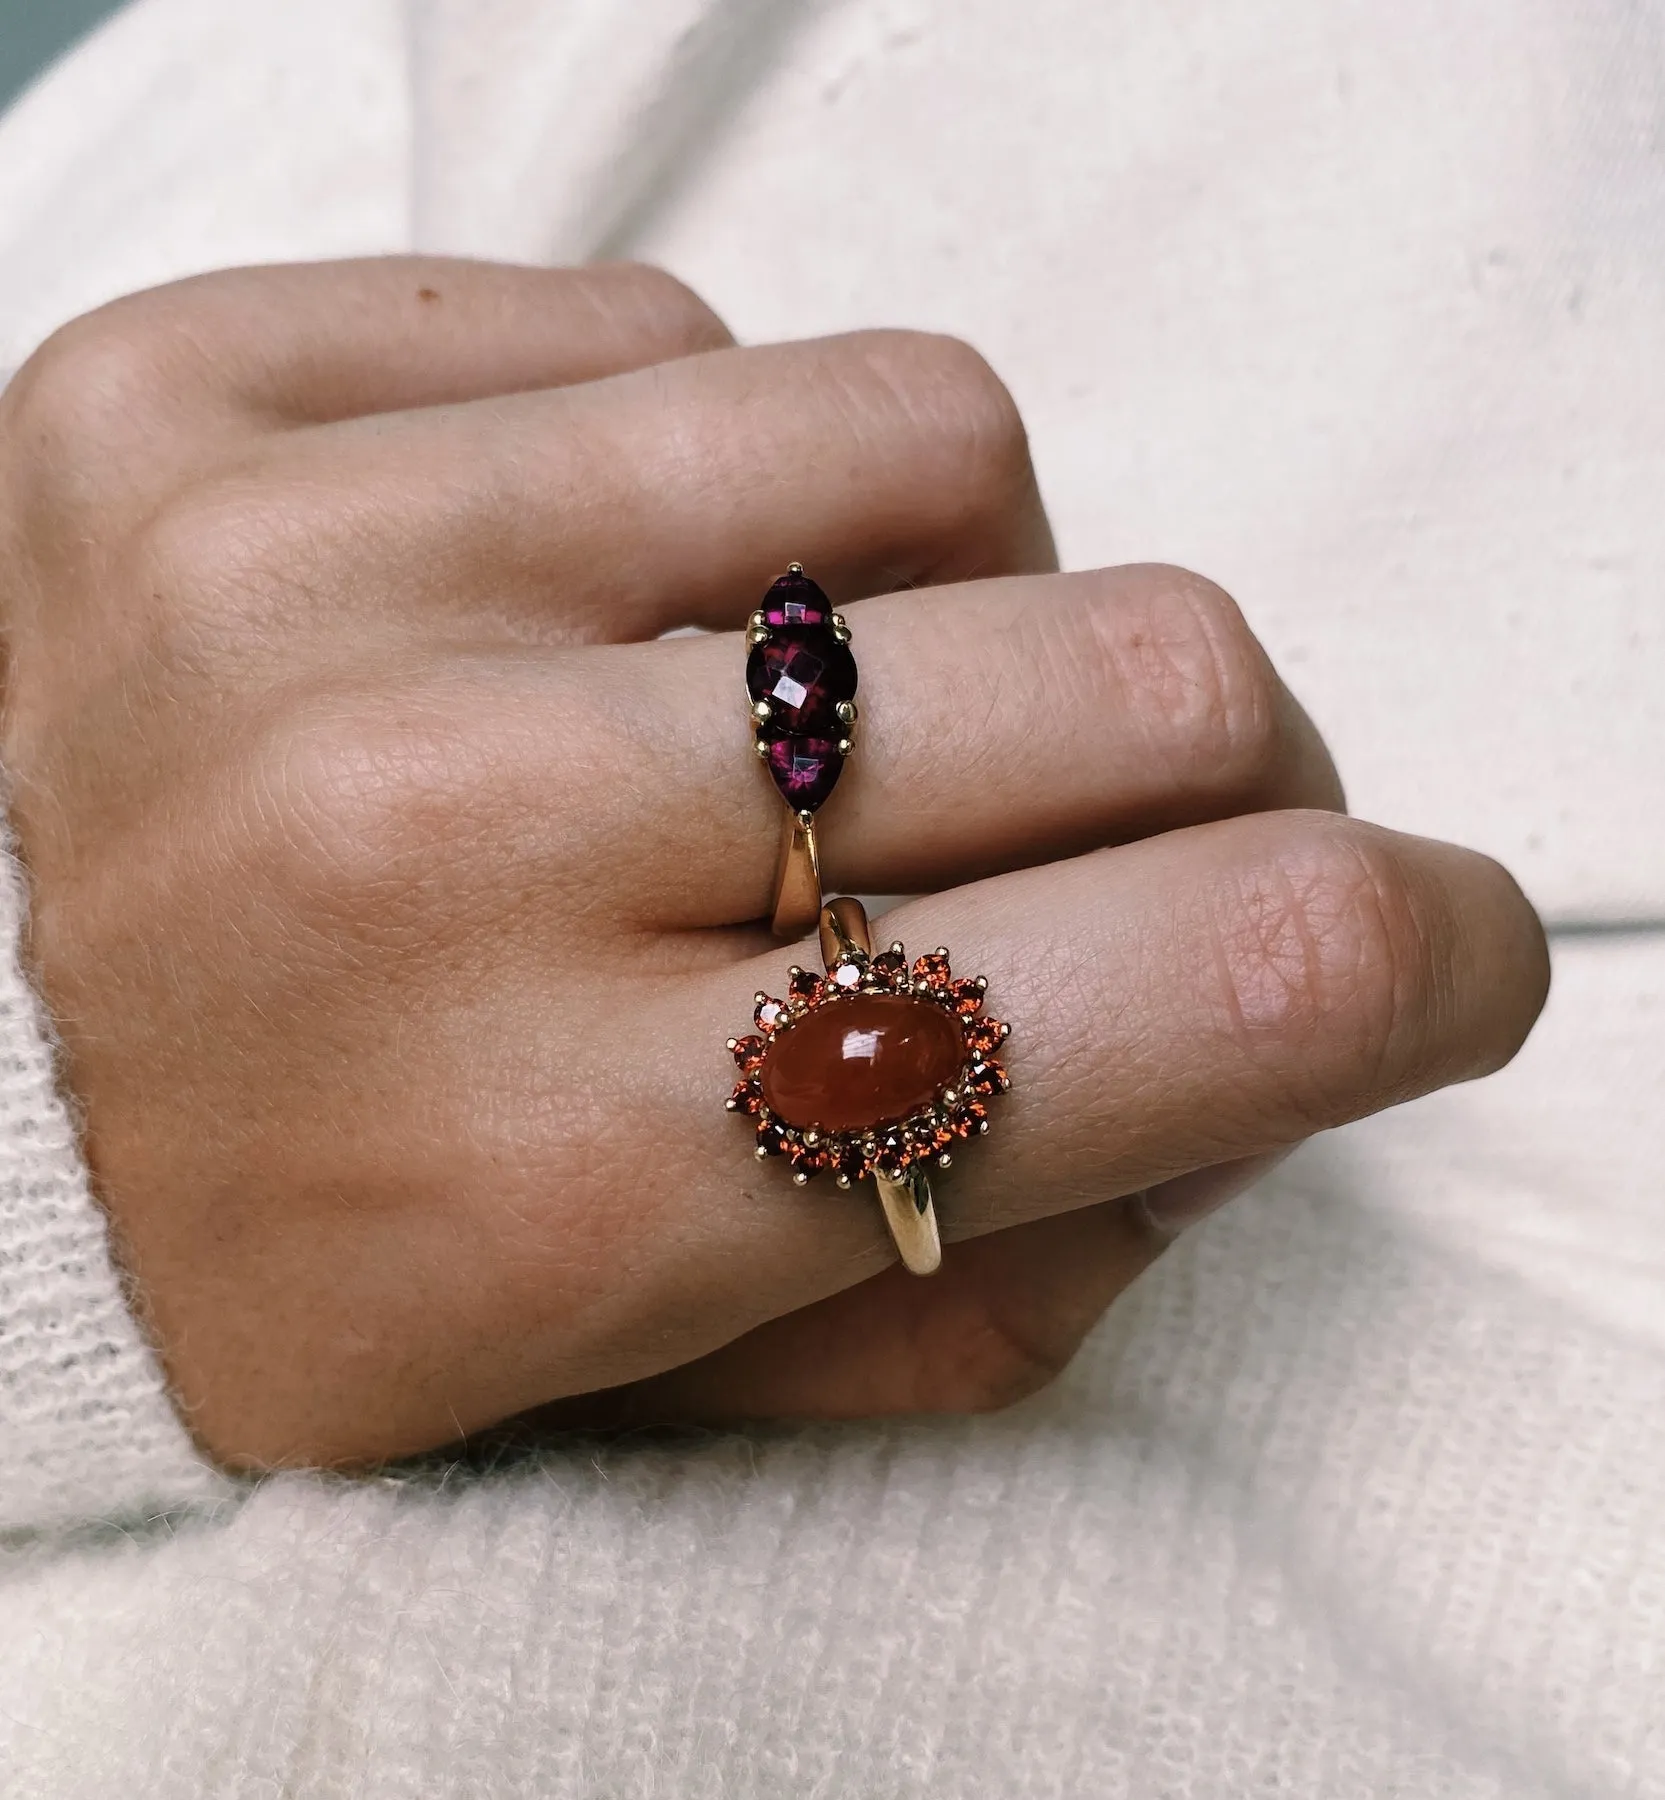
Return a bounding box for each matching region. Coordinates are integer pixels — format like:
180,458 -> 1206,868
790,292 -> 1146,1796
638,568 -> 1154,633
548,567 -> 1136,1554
725,942 -> 1011,1187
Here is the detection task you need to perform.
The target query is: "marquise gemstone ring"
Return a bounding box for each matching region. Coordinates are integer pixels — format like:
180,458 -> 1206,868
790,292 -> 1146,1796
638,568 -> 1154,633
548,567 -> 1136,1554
745,565 -> 857,938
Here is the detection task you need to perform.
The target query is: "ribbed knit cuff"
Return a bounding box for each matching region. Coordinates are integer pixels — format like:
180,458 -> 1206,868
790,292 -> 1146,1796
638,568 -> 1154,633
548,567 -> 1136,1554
0,831 -> 223,1534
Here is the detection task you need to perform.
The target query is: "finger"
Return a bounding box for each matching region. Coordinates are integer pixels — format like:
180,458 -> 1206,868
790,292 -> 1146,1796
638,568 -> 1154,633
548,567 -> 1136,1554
216,328 -> 1056,644
608,811 -> 1548,1374
395,813 -> 1543,1452
397,566 -> 1343,926
2,258 -> 734,504
526,1198 -> 1162,1431
535,1154 -> 1287,1428
150,808 -> 1544,1465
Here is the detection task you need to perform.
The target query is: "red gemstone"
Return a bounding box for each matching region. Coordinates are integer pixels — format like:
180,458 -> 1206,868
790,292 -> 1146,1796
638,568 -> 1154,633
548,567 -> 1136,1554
912,952 -> 951,988
760,570 -> 832,628
964,1017 -> 1006,1056
759,992 -> 967,1132
951,1098 -> 988,1136
746,634 -> 857,736
869,949 -> 907,987
764,737 -> 845,812
967,1060 -> 1007,1097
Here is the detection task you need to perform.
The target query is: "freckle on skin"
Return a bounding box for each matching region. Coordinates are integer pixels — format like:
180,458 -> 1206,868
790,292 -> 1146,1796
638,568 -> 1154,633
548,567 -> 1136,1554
417,287 -> 441,304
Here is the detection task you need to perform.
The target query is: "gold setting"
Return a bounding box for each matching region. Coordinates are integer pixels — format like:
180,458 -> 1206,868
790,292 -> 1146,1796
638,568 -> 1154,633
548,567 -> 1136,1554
726,897 -> 1011,1276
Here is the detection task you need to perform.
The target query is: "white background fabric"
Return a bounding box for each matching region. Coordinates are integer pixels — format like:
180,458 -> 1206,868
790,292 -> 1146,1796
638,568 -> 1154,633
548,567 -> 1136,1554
0,0 -> 1661,1793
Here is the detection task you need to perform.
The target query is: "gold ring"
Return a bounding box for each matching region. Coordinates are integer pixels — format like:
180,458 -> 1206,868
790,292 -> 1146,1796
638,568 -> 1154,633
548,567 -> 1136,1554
745,564 -> 855,937
725,895 -> 1012,1277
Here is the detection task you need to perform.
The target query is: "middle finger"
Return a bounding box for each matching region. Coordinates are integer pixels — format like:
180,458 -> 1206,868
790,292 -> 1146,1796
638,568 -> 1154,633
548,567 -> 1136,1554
476,564 -> 1346,928
203,329 -> 1057,648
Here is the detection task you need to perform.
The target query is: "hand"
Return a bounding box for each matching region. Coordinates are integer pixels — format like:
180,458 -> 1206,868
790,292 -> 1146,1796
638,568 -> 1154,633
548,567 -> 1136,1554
0,258 -> 1549,1466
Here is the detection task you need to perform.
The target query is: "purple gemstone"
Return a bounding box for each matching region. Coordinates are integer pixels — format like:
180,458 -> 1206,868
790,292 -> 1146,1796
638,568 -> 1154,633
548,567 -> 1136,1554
745,632 -> 857,735
760,570 -> 832,629
764,737 -> 845,813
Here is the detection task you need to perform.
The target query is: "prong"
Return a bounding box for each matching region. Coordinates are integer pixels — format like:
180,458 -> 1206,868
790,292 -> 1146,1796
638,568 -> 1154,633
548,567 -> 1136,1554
725,1097 -> 740,1111
975,975 -> 989,991
797,809 -> 815,829
935,946 -> 949,957
937,1152 -> 953,1169
755,991 -> 768,1004
942,1088 -> 959,1106
792,1170 -> 810,1186
789,965 -> 803,977
787,562 -> 804,574
836,738 -> 853,756
803,1130 -> 820,1148
835,699 -> 857,724
752,699 -> 773,723
978,1119 -> 990,1134
749,609 -> 768,630
1000,1022 -> 1011,1039
835,1173 -> 852,1190
746,626 -> 771,646
890,940 -> 905,955
754,738 -> 769,759
754,1143 -> 769,1160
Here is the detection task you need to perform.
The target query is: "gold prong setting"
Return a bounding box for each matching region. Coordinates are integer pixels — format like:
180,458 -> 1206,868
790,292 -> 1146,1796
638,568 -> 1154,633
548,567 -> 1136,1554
727,940 -> 1010,1185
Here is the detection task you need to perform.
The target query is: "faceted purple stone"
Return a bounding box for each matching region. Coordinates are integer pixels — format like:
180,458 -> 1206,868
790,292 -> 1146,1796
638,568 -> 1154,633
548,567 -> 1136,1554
760,570 -> 832,629
745,632 -> 857,736
764,737 -> 845,813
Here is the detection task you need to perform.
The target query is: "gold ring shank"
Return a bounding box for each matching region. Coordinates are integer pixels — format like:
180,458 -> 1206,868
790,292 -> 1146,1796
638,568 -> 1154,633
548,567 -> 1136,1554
817,897 -> 943,1277
771,807 -> 821,938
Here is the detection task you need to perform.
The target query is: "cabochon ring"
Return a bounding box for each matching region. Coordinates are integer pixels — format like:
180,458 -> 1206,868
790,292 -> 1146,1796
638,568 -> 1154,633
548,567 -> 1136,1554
745,564 -> 854,938
730,569 -> 1012,1276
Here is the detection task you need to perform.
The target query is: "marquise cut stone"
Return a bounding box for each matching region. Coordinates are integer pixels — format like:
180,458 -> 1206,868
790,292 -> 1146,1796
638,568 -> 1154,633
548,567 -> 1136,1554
764,737 -> 844,812
760,569 -> 832,628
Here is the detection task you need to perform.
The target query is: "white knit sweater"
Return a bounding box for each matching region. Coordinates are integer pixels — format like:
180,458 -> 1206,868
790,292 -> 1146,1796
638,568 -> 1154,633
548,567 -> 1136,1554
1,2 -> 1662,1794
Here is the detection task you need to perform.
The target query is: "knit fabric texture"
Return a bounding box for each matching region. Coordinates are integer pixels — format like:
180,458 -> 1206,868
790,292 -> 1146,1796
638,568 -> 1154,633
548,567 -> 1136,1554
0,836 -> 222,1534
3,1164 -> 1664,1796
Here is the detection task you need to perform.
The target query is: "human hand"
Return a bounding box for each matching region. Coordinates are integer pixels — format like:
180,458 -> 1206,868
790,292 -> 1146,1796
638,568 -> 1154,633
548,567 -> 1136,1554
0,258 -> 1549,1466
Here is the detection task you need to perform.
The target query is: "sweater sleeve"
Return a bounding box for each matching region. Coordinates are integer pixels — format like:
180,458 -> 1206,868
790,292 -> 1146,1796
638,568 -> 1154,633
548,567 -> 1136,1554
0,831 -> 224,1534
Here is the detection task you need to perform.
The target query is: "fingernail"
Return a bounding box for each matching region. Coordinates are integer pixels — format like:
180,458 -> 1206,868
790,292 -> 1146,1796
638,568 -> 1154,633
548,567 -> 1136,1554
1135,1149 -> 1294,1239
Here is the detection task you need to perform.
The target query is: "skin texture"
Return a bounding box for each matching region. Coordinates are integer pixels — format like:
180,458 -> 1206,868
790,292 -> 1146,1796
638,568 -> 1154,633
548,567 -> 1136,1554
0,257 -> 1551,1468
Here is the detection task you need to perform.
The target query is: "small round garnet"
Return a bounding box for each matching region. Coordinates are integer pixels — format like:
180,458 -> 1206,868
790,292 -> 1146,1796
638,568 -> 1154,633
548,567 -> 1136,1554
759,993 -> 966,1133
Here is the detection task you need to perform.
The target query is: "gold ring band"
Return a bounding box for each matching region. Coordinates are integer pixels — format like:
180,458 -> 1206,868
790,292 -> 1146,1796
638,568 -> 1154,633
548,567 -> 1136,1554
771,808 -> 822,939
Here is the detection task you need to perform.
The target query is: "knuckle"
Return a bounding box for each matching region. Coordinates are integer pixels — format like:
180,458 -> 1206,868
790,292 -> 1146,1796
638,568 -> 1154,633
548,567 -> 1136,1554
248,689 -> 473,914
126,476 -> 339,641
3,299 -> 174,448
602,262 -> 733,355
1211,815 -> 1440,1119
1103,566 -> 1285,796
848,328 -> 1035,507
